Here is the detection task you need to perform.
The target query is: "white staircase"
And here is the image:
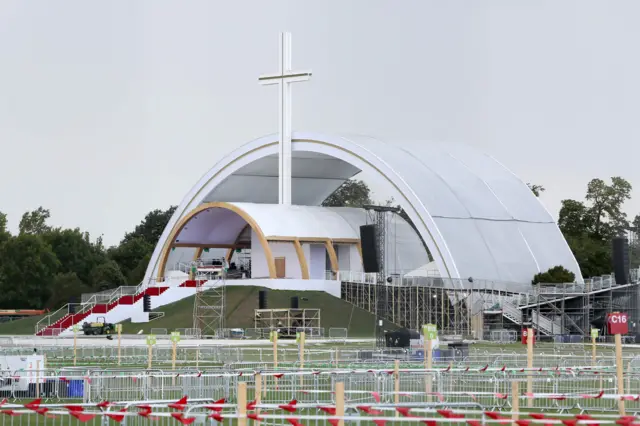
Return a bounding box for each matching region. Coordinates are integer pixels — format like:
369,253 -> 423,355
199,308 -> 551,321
501,299 -> 523,324
532,310 -> 568,335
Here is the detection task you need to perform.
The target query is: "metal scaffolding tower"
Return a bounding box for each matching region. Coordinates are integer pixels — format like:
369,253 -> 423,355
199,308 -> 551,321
363,204 -> 402,347
192,265 -> 226,338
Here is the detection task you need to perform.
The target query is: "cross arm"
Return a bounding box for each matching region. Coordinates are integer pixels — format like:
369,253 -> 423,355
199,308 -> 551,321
258,71 -> 312,85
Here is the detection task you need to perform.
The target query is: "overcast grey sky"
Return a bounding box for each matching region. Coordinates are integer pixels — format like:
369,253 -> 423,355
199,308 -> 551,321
1,1 -> 639,246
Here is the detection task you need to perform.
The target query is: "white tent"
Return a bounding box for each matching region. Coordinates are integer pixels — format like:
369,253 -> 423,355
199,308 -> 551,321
404,261 -> 441,278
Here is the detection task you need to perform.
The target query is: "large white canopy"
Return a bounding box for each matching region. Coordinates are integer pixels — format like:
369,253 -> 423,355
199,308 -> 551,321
147,132 -> 582,287
170,202 -> 428,276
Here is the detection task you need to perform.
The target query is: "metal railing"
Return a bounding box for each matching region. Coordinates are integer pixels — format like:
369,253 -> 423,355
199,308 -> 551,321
36,281 -> 148,336
501,299 -> 522,324
532,310 -> 567,335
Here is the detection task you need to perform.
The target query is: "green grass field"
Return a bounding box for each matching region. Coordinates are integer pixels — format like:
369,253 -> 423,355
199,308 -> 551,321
123,286 -> 393,336
0,286 -> 392,336
0,314 -> 45,335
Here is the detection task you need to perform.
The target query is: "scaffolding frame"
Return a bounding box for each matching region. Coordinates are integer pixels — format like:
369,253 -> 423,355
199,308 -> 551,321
254,308 -> 321,332
525,282 -> 640,339
341,281 -> 476,336
192,273 -> 225,338
363,205 -> 403,347
342,279 -> 640,338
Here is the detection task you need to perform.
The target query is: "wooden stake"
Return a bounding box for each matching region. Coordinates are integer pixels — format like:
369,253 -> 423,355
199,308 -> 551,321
527,327 -> 533,408
512,380 -> 519,425
591,335 -> 596,367
36,360 -> 40,399
299,332 -> 305,386
172,341 -> 177,371
273,332 -> 278,368
255,373 -> 262,416
237,381 -> 247,426
147,344 -> 152,369
73,328 -> 78,367
117,327 -> 122,366
335,381 -> 345,426
394,360 -> 400,417
615,333 -> 625,415
426,338 -> 433,402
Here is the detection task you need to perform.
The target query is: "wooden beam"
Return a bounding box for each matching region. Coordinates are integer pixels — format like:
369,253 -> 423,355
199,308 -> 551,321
193,247 -> 204,261
268,236 -> 361,244
325,239 -> 339,273
331,238 -> 361,244
157,202 -> 277,280
171,243 -> 250,249
293,239 -> 310,279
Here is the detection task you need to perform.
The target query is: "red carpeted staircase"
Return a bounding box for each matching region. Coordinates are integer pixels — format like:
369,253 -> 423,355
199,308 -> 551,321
179,280 -> 206,288
36,285 -> 172,336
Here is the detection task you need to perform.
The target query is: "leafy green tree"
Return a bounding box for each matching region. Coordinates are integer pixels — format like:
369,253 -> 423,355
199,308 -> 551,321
42,228 -> 107,286
0,211 -> 9,245
322,179 -> 373,207
630,215 -> 640,269
109,206 -> 175,285
585,177 -> 631,240
0,211 -> 7,233
121,206 -> 176,246
558,200 -> 593,238
532,265 -> 576,284
19,207 -> 51,235
46,272 -> 91,309
0,234 -> 60,308
557,177 -> 632,278
90,260 -> 126,291
565,235 -> 612,278
108,236 -> 153,283
527,183 -> 545,197
127,253 -> 151,285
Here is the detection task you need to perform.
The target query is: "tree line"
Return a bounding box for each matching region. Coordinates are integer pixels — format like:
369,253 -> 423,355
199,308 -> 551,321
0,206 -> 176,310
0,176 -> 638,309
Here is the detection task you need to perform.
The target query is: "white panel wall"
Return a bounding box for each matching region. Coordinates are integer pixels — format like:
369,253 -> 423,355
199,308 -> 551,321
337,245 -> 351,270
251,230 -> 269,278
269,242 -> 301,279
349,245 -> 363,273
164,272 -> 189,286
308,244 -> 326,279
150,287 -> 198,309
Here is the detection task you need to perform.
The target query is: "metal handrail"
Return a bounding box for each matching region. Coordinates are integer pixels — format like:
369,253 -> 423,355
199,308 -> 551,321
36,281 -> 148,335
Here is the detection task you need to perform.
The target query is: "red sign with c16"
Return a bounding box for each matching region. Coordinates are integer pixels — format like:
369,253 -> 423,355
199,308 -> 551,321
606,312 -> 628,335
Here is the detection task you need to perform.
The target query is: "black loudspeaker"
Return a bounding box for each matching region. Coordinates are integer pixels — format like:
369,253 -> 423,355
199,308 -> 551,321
384,328 -> 411,348
258,290 -> 268,309
143,295 -> 151,313
68,297 -> 79,314
290,296 -> 299,309
612,237 -> 630,284
359,224 -> 380,273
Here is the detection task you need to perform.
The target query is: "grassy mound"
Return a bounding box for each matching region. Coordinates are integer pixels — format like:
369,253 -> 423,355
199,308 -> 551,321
0,286 -> 387,337
123,286 -> 386,337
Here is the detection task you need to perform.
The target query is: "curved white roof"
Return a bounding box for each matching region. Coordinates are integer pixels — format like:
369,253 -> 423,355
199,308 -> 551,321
175,203 -> 360,244
235,203 -> 361,240
172,202 -> 428,275
147,132 -> 582,286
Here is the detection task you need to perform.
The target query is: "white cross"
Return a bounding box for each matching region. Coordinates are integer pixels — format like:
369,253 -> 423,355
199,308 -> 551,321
259,32 -> 312,205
